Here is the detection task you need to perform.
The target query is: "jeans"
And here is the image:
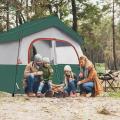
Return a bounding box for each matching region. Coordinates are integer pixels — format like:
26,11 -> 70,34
25,74 -> 40,93
64,79 -> 76,94
79,82 -> 94,94
37,81 -> 52,94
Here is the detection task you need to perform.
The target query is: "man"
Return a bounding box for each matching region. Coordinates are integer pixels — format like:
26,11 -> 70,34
24,54 -> 43,97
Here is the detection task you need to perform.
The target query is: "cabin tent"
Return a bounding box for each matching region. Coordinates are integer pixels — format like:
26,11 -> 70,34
0,16 -> 83,93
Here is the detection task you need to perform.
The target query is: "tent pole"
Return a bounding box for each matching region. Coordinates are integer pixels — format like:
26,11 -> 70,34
52,40 -> 57,65
12,39 -> 21,97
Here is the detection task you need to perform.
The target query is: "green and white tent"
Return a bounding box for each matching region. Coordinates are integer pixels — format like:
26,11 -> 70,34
0,16 -> 83,93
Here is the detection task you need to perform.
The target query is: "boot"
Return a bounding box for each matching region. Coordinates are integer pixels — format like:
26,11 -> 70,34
86,93 -> 92,97
37,93 -> 45,98
63,92 -> 69,98
80,93 -> 86,97
27,92 -> 36,97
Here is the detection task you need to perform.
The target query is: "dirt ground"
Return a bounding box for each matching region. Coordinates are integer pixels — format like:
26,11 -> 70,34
0,92 -> 120,120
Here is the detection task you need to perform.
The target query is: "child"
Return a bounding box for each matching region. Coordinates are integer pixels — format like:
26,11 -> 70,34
37,57 -> 53,97
63,65 -> 77,97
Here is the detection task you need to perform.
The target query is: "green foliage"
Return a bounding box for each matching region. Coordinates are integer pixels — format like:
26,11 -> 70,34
78,4 -> 102,24
108,92 -> 120,98
102,4 -> 110,12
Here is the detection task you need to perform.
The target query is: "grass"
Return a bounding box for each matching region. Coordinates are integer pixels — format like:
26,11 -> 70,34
107,91 -> 120,98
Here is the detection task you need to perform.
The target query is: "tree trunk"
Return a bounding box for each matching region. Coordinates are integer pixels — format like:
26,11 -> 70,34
48,4 -> 52,14
16,11 -> 19,27
26,0 -> 29,20
71,0 -> 77,32
6,0 -> 9,31
112,0 -> 117,70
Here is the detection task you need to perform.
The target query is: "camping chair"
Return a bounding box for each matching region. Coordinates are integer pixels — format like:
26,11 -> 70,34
95,63 -> 116,92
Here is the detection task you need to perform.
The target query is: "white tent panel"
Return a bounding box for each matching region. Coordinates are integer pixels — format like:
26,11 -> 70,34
0,41 -> 19,64
34,41 -> 51,58
56,46 -> 79,64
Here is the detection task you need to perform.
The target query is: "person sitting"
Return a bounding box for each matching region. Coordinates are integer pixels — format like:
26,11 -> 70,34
23,54 -> 43,97
63,65 -> 77,97
37,57 -> 53,97
77,56 -> 103,97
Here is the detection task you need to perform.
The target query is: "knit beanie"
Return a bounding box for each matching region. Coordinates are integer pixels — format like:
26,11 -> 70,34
34,54 -> 42,62
42,57 -> 50,63
64,65 -> 72,71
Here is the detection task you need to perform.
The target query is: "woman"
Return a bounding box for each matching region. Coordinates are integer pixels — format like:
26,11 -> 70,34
63,65 -> 77,97
77,56 -> 103,97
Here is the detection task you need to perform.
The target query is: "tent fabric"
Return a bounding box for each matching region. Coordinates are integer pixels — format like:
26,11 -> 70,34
0,64 -> 80,93
0,16 -> 83,45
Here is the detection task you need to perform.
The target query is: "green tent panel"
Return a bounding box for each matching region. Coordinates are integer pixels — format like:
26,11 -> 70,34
0,64 -> 80,94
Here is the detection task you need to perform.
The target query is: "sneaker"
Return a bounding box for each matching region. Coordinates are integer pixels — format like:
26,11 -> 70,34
70,92 -> 77,97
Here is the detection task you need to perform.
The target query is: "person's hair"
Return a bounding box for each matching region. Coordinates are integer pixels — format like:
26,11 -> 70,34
79,55 -> 93,68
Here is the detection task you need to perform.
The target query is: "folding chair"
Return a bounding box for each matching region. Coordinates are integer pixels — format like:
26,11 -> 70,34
95,63 -> 116,92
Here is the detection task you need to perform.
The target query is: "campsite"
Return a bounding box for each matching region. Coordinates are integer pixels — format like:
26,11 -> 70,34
0,0 -> 120,120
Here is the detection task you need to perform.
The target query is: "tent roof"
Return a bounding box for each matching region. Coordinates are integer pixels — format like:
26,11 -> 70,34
0,16 -> 83,44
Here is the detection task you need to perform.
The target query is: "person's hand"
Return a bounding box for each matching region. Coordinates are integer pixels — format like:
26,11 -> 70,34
37,71 -> 43,75
35,71 -> 43,76
69,77 -> 73,80
77,81 -> 82,85
79,72 -> 83,78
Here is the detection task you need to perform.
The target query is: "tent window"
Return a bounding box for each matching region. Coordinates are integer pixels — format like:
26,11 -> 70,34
29,39 -> 78,64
